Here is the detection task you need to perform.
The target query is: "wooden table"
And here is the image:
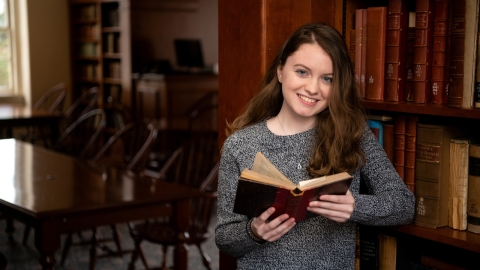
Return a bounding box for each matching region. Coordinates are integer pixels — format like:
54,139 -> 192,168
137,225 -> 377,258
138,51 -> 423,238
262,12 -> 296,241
0,139 -> 201,270
0,104 -> 62,140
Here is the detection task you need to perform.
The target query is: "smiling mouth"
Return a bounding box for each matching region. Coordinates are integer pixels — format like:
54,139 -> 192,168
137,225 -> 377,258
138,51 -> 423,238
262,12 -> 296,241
298,94 -> 317,104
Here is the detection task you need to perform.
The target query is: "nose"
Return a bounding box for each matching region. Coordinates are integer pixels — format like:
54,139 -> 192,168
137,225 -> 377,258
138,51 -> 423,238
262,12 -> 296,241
304,78 -> 320,95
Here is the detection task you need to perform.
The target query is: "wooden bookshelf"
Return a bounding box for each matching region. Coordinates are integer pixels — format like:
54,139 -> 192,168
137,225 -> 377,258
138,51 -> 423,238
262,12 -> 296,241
218,0 -> 480,269
69,0 -> 132,113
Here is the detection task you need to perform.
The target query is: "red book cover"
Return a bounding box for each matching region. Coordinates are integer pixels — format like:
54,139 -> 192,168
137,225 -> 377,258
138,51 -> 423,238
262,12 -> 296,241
365,7 -> 387,101
413,0 -> 434,104
385,0 -> 408,102
404,12 -> 416,102
404,116 -> 418,193
393,115 -> 406,181
431,0 -> 451,104
355,9 -> 365,97
361,9 -> 368,97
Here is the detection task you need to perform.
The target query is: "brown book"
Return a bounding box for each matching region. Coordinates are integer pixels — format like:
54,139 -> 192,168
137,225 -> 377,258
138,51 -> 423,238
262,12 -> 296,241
431,0 -> 451,104
467,143 -> 480,233
383,123 -> 395,163
355,9 -> 365,96
404,116 -> 418,193
414,124 -> 467,228
447,0 -> 479,108
393,115 -> 406,181
361,9 -> 368,97
404,12 -> 416,102
412,0 -> 434,104
474,15 -> 480,108
365,7 -> 387,101
384,0 -> 408,102
232,152 -> 353,222
378,233 -> 397,270
350,29 -> 356,65
449,137 -> 480,230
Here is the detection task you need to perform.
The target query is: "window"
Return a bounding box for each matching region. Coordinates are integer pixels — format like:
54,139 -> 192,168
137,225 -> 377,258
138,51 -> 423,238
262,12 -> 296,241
0,0 -> 12,93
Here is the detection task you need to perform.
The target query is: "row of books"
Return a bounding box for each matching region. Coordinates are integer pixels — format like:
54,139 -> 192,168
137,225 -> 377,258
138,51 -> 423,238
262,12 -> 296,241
368,114 -> 480,234
354,0 -> 480,109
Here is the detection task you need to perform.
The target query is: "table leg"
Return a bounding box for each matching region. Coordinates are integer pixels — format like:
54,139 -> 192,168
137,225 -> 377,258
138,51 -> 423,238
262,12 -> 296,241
174,198 -> 191,270
35,219 -> 61,270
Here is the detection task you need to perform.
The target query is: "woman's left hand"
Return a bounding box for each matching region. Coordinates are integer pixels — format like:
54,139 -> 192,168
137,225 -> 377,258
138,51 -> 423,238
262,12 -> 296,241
307,190 -> 355,222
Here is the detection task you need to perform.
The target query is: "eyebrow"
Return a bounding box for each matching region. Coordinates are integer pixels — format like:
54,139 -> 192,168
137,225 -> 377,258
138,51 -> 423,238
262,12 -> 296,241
293,64 -> 333,76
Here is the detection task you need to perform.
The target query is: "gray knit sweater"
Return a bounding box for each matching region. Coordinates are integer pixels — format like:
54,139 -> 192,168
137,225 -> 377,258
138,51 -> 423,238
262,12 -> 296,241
215,119 -> 415,269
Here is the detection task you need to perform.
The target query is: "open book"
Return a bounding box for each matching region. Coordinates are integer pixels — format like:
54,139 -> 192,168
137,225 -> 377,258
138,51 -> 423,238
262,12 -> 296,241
233,152 -> 353,222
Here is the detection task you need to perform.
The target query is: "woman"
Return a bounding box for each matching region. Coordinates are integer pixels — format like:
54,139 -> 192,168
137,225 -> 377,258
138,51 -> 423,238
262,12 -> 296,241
215,22 -> 415,269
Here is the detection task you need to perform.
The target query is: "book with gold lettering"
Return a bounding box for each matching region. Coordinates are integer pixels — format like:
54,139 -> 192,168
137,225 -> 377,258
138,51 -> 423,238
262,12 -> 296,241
233,152 -> 353,222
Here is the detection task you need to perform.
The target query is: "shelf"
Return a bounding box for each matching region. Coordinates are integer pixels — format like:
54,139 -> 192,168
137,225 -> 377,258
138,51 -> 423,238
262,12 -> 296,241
104,78 -> 122,84
103,53 -> 121,59
390,224 -> 480,254
102,26 -> 121,32
362,100 -> 480,119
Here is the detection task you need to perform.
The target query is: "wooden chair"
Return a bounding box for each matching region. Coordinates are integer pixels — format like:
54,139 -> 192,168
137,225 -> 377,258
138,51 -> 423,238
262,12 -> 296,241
60,86 -> 99,134
59,120 -> 158,268
128,132 -> 219,270
53,108 -> 106,159
20,83 -> 67,147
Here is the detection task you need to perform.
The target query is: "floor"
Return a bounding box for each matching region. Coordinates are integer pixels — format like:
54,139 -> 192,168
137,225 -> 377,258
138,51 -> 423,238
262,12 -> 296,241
0,216 -> 219,270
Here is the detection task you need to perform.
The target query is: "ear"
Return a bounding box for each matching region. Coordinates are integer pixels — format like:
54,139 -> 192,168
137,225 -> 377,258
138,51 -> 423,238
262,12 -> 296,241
277,65 -> 283,83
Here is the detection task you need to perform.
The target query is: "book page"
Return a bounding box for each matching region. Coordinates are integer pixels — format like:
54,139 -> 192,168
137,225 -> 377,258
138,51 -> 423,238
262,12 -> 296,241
251,152 -> 292,186
240,169 -> 296,189
298,172 -> 352,190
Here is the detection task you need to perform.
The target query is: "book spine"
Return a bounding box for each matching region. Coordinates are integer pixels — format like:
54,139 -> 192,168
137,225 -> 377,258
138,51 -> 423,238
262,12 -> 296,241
359,225 -> 379,270
404,12 -> 416,102
365,7 -> 387,101
350,29 -> 356,66
368,119 -> 384,146
413,0 -> 434,104
378,233 -> 397,270
414,124 -> 466,227
431,0 -> 450,104
393,115 -> 406,181
449,139 -> 469,230
467,143 -> 480,233
361,9 -> 368,97
475,15 -> 480,108
355,9 -> 364,96
384,0 -> 408,102
404,116 -> 418,193
383,123 -> 395,163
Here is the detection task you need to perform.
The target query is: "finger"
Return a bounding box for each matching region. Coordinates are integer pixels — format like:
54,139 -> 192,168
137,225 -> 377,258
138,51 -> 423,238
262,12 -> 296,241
308,207 -> 351,222
257,207 -> 276,222
309,201 -> 354,213
264,218 -> 296,242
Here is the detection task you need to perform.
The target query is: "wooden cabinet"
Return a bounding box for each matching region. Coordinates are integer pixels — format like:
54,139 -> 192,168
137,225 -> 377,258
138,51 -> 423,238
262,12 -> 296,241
218,0 -> 480,268
69,0 -> 132,110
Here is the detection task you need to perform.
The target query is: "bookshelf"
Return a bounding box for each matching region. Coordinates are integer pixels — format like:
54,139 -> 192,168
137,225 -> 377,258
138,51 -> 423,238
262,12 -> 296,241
218,0 -> 480,269
69,0 -> 132,117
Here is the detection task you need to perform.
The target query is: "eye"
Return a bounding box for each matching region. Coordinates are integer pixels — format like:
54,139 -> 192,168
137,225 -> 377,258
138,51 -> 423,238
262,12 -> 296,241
323,76 -> 333,84
296,69 -> 308,77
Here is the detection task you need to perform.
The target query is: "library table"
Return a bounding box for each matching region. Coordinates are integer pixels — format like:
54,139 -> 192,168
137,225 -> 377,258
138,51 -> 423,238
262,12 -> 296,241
0,103 -> 61,140
0,139 -> 200,270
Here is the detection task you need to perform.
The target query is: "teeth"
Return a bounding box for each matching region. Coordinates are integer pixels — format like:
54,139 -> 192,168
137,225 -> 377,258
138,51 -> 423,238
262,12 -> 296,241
299,95 -> 316,103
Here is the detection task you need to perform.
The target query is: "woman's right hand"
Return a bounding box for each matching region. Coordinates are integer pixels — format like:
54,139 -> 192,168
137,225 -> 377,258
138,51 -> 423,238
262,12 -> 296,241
250,207 -> 296,242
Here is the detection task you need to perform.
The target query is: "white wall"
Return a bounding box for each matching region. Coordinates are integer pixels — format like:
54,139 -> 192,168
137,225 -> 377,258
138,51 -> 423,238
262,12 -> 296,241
131,0 -> 218,72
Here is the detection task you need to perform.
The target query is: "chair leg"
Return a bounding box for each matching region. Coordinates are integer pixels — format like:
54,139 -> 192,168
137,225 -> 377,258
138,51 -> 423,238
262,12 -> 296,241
128,237 -> 149,270
22,225 -> 31,246
196,243 -> 212,270
89,228 -> 98,270
5,217 -> 14,242
161,245 -> 169,270
60,233 -> 73,266
110,224 -> 123,256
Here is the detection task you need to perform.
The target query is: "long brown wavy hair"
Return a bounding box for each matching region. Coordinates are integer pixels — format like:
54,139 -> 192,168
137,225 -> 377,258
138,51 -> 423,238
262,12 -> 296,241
227,22 -> 366,176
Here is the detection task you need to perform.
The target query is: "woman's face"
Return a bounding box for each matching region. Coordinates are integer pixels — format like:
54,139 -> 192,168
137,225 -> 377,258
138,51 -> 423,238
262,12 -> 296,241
277,43 -> 333,121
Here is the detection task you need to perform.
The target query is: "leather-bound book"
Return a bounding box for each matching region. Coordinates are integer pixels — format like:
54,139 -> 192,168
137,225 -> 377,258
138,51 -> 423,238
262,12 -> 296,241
393,115 -> 406,181
365,7 -> 387,101
412,0 -> 434,104
404,12 -> 416,102
474,14 -> 480,108
468,143 -> 480,234
355,9 -> 366,97
447,0 -> 479,108
350,29 -> 356,65
404,116 -> 418,193
431,0 -> 451,104
449,137 -> 480,230
385,0 -> 408,102
414,124 -> 467,228
233,152 -> 353,222
383,123 -> 395,163
361,9 -> 368,98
